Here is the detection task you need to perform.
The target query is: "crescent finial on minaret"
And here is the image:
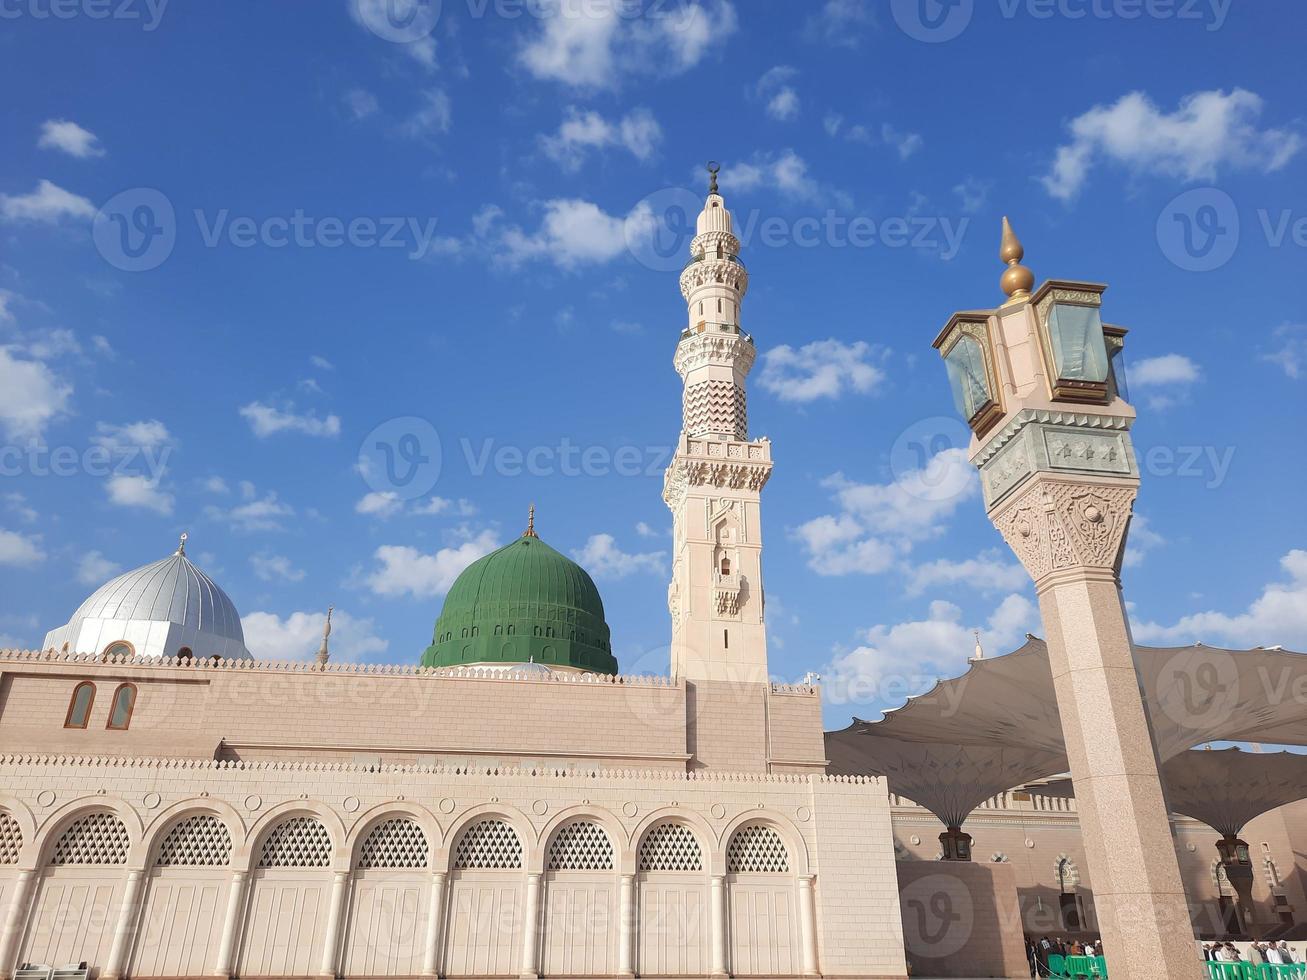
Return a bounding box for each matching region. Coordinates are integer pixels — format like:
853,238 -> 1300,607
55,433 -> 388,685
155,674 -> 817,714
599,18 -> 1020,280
999,216 -> 1035,303
176,531 -> 188,556
707,160 -> 720,196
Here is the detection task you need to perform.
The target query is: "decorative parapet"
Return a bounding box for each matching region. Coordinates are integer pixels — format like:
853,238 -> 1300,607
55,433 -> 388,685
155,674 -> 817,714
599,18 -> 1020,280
769,683 -> 819,696
0,648 -> 677,687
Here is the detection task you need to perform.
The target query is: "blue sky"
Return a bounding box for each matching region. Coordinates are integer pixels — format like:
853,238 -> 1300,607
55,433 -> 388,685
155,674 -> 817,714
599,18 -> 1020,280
1,0 -> 1304,727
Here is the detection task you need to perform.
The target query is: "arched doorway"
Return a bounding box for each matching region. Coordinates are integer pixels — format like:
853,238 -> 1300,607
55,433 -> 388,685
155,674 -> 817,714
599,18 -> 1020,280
237,815 -> 335,977
443,818 -> 524,977
130,813 -> 233,977
541,820 -> 617,977
20,811 -> 131,969
726,823 -> 799,976
341,816 -> 432,978
636,821 -> 709,977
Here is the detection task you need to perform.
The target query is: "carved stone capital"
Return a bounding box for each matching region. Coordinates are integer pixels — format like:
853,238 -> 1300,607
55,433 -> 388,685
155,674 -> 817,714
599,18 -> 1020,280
674,332 -> 757,378
990,475 -> 1137,585
679,258 -> 749,301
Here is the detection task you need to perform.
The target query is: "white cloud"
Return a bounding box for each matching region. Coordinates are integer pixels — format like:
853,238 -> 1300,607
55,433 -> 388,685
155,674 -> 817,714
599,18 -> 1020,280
0,290 -> 16,323
1131,550 -> 1307,651
242,608 -> 388,662
250,553 -> 306,583
77,550 -> 122,585
92,419 -> 173,451
1130,353 -> 1201,410
953,177 -> 992,214
803,0 -> 870,47
1263,324 -> 1307,380
38,119 -> 105,158
635,521 -> 658,538
204,487 -> 294,532
881,123 -> 923,160
1123,513 -> 1165,569
755,66 -> 800,122
343,88 -> 380,121
1042,89 -> 1301,201
3,492 -> 37,524
823,115 -> 922,161
0,528 -> 45,567
310,354 -> 335,371
497,198 -> 634,268
572,533 -> 666,580
793,514 -> 899,576
201,476 -> 230,494
402,88 -> 452,140
721,150 -> 820,202
518,0 -> 736,89
363,530 -> 500,599
758,339 -> 885,402
823,593 -> 1039,708
239,402 -> 341,438
0,180 -> 96,223
540,107 -> 662,171
0,347 -> 73,439
904,553 -> 1028,597
356,491 -> 405,519
105,474 -> 175,515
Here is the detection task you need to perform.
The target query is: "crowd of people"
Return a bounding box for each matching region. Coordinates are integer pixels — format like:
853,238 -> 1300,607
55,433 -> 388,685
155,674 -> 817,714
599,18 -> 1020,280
1027,936 -> 1104,976
1204,941 -> 1300,964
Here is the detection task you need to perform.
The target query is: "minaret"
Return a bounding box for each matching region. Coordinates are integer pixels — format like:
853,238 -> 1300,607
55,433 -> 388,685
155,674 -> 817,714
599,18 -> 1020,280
663,164 -> 773,684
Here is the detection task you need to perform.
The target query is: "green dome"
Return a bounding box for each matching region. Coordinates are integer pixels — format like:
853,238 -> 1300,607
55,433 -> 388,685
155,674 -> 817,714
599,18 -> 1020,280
421,533 -> 618,674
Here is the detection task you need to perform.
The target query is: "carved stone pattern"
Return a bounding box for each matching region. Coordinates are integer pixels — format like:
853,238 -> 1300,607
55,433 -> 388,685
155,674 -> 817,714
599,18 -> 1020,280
453,818 -> 522,870
358,817 -> 429,869
679,260 -> 749,301
547,821 -> 615,871
674,333 -> 756,377
156,814 -> 232,867
690,231 -> 740,257
684,460 -> 771,492
994,478 -> 1136,580
0,810 -> 22,864
726,824 -> 790,874
715,587 -> 741,616
258,816 -> 332,868
52,811 -> 130,866
684,380 -> 747,440
638,822 -> 703,872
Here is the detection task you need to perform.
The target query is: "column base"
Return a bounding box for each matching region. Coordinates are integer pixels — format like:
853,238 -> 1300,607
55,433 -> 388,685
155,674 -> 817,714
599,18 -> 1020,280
519,972 -> 539,979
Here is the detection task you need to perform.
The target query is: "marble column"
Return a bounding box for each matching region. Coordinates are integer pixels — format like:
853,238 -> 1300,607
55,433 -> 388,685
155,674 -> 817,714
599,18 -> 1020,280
0,869 -> 37,980
101,869 -> 145,980
519,871 -> 542,980
797,875 -> 819,978
994,476 -> 1200,980
710,874 -> 728,978
617,873 -> 636,978
211,870 -> 248,978
421,870 -> 447,977
318,870 -> 350,979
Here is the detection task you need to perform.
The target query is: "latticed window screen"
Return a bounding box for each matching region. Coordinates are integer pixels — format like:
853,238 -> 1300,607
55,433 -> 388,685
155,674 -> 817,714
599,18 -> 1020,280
155,814 -> 232,867
358,818 -> 430,869
547,821 -> 614,871
638,822 -> 703,872
453,819 -> 522,870
51,812 -> 130,866
257,816 -> 333,868
0,811 -> 22,864
726,824 -> 790,873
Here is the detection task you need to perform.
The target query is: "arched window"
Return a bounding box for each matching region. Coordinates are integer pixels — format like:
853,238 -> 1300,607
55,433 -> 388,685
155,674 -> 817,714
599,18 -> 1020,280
64,681 -> 96,729
357,817 -> 429,869
726,824 -> 790,873
720,557 -> 731,576
106,683 -> 137,730
155,814 -> 232,867
103,641 -> 134,658
0,810 -> 23,865
548,821 -> 614,871
453,819 -> 522,870
258,816 -> 332,868
51,812 -> 130,865
638,822 -> 702,872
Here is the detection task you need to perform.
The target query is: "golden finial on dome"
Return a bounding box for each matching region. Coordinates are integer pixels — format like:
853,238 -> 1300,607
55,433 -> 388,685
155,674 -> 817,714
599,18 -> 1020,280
524,503 -> 538,538
999,216 -> 1035,303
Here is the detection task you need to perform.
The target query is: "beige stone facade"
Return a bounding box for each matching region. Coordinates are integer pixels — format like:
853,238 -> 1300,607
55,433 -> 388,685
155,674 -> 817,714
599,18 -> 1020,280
0,650 -> 907,980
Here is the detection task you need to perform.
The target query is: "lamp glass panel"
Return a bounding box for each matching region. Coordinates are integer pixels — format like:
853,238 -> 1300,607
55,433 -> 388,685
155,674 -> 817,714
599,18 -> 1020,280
944,335 -> 992,421
1048,303 -> 1109,382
